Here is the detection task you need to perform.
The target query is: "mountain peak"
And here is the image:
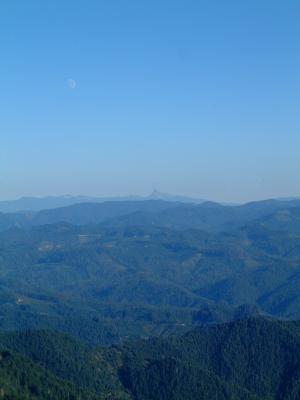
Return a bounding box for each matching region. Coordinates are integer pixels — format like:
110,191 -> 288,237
149,190 -> 168,199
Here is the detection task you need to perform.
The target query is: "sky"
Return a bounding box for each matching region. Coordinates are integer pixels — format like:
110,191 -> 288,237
1,0 -> 300,203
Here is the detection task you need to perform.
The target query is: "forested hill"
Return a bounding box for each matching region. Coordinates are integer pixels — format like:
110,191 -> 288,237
1,205 -> 300,344
1,317 -> 300,399
1,198 -> 300,398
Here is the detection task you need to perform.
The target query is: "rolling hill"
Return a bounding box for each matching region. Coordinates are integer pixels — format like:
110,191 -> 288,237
0,202 -> 300,342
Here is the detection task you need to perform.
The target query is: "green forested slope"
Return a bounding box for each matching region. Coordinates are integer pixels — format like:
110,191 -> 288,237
1,206 -> 300,344
1,317 -> 300,399
0,349 -> 99,400
1,199 -> 300,400
120,317 -> 300,399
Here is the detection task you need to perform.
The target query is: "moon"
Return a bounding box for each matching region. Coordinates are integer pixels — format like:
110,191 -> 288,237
67,79 -> 76,89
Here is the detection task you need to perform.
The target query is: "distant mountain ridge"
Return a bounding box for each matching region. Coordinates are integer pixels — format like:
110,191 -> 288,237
1,192 -> 299,214
0,191 -> 208,213
0,195 -> 142,213
148,189 -> 208,204
1,197 -> 300,233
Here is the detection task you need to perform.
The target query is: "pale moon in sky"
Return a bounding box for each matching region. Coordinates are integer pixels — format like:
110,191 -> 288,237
67,79 -> 76,89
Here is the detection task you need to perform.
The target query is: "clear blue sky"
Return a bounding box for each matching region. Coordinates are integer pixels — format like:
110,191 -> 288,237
1,0 -> 299,202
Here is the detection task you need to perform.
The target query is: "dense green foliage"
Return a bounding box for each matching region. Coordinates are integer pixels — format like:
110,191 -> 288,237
0,349 -> 99,399
1,317 -> 300,399
120,317 -> 300,399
